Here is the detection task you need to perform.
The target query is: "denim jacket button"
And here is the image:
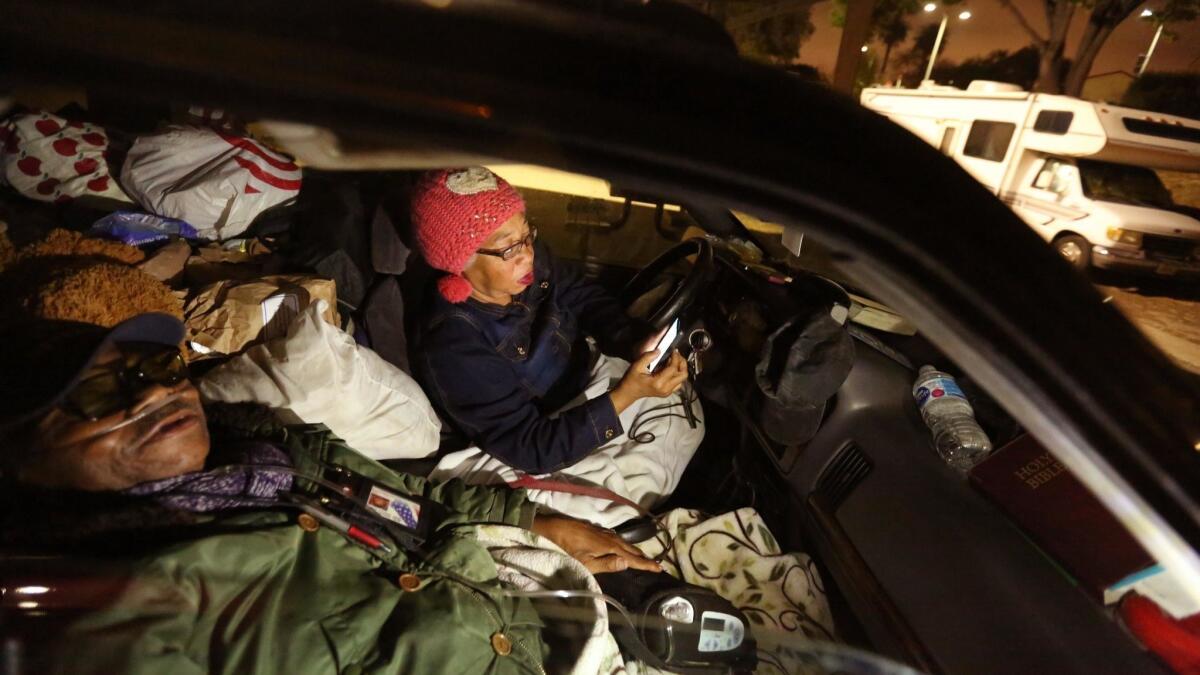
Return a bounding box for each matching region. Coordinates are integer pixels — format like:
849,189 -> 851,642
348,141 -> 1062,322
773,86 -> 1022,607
516,346 -> 526,355
605,428 -> 615,440
540,281 -> 549,289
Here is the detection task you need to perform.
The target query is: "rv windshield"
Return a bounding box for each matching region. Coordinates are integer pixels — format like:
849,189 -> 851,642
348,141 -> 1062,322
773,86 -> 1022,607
1077,159 -> 1176,209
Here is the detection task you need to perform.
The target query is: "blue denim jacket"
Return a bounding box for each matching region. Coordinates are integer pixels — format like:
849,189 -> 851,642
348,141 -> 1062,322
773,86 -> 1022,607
415,246 -> 641,474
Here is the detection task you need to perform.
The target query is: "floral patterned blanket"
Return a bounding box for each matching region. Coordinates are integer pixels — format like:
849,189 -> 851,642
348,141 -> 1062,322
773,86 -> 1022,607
476,507 -> 838,674
632,508 -> 837,674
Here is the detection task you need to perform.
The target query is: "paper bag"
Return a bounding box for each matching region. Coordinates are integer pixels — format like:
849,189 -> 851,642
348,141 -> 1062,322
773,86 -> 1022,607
184,275 -> 339,357
184,242 -> 270,286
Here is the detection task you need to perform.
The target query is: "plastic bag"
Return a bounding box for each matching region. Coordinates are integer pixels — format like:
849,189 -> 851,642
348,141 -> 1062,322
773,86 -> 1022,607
120,125 -> 301,241
91,211 -> 199,246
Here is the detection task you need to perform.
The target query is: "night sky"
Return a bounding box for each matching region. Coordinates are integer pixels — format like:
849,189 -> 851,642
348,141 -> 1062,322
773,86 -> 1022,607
801,0 -> 1199,81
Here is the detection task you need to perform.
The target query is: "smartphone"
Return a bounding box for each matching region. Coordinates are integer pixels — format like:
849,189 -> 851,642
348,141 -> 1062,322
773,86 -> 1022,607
646,318 -> 680,373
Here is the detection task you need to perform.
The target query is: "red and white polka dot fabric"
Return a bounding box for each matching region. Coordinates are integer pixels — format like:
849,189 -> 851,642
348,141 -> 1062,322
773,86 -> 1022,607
0,111 -> 132,204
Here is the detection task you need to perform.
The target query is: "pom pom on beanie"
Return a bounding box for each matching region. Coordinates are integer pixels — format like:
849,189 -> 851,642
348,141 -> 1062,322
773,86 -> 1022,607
437,274 -> 474,304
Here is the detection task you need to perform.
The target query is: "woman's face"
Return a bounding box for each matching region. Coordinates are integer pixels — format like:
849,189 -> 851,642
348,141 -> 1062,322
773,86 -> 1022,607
463,212 -> 536,304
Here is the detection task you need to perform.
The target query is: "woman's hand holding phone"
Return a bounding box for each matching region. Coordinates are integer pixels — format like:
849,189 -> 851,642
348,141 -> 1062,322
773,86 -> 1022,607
611,349 -> 688,415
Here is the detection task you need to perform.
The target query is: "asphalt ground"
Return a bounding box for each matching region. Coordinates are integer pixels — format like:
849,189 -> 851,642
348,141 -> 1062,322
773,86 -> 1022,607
1099,172 -> 1200,375
1097,274 -> 1200,374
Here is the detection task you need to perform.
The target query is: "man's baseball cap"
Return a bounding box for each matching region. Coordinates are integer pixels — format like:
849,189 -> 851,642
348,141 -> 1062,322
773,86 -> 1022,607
0,313 -> 185,431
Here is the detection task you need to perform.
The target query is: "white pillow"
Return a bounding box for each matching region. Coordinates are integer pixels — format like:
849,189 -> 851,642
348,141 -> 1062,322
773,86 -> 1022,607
198,300 -> 440,459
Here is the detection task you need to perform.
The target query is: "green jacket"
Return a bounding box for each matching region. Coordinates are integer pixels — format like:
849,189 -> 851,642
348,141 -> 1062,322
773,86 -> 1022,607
33,425 -> 548,675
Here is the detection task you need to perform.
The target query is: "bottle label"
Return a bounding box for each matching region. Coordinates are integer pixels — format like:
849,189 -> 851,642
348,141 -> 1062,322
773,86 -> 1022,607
915,377 -> 967,409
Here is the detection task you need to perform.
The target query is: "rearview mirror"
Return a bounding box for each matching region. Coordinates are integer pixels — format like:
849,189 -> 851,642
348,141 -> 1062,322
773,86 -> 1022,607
782,227 -> 805,257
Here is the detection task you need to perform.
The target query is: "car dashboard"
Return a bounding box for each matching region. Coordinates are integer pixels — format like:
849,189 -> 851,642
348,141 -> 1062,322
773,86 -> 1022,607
700,260 -> 1167,674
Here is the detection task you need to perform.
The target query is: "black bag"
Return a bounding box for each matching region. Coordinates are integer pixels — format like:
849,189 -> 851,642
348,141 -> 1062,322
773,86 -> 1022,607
754,310 -> 855,446
596,569 -> 757,674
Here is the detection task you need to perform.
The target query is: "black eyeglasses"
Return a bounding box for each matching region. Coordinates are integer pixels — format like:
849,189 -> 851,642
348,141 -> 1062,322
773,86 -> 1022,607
476,225 -> 537,262
62,342 -> 188,421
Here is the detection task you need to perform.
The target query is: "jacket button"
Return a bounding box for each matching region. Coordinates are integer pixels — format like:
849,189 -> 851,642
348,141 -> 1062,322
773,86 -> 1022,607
491,632 -> 513,656
605,428 -> 615,440
297,513 -> 320,532
540,281 -> 549,289
398,573 -> 422,592
516,346 -> 526,355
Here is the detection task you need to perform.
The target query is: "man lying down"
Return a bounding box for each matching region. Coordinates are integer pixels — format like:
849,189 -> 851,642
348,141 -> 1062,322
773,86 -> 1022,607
0,312 -> 666,674
0,313 -> 835,674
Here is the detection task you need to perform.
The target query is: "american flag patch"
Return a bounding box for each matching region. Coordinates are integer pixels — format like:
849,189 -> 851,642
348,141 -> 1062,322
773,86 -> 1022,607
366,485 -> 421,530
390,500 -> 420,529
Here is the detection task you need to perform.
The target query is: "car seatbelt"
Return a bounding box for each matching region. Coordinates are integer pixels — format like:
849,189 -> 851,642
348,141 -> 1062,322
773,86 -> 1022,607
506,475 -> 650,517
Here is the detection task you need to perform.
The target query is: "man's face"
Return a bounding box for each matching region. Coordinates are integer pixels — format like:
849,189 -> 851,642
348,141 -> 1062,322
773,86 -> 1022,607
20,343 -> 211,491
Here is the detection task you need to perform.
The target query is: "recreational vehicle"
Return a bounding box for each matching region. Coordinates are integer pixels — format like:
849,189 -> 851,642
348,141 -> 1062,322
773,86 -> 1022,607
862,82 -> 1200,278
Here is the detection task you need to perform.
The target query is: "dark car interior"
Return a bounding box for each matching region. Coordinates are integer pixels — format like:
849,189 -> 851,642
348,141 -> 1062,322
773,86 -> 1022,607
497,181 -> 1167,675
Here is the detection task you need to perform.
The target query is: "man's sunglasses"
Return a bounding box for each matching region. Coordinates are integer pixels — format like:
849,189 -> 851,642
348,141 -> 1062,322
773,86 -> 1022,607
476,225 -> 538,262
62,342 -> 188,421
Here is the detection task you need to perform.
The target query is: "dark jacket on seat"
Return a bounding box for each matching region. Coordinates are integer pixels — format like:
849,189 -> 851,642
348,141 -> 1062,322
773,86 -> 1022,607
415,246 -> 641,474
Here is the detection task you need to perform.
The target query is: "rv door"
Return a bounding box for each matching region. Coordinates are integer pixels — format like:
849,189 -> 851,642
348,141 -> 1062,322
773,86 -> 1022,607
938,124 -> 960,156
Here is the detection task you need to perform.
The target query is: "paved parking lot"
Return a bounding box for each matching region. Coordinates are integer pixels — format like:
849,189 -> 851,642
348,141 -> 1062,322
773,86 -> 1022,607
1104,172 -> 1200,375
1099,279 -> 1200,374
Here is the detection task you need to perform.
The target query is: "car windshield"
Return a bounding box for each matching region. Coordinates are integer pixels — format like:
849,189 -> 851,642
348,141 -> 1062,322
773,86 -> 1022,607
1077,159 -> 1178,209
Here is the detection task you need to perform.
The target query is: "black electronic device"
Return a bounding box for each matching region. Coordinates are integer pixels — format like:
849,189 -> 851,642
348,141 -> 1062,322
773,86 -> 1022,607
647,318 -> 682,373
597,570 -> 757,674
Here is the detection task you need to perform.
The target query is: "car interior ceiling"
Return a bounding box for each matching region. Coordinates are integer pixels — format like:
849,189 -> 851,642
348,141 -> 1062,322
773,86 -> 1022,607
0,91 -> 1171,675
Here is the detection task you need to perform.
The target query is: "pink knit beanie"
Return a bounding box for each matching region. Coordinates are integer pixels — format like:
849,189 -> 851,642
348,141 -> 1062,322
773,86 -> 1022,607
410,167 -> 527,303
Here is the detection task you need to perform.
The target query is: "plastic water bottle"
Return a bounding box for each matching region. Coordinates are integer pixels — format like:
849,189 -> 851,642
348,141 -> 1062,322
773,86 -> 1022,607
912,365 -> 992,473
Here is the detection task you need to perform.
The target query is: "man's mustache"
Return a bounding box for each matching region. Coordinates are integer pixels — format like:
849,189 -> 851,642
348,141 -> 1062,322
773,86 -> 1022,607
127,398 -> 198,446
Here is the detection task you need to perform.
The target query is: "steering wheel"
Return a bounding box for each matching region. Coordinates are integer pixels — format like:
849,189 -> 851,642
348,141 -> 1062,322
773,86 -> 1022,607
620,237 -> 716,330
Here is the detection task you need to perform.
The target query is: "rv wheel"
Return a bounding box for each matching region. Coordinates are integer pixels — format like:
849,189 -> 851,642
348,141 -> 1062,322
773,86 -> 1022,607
1054,235 -> 1091,271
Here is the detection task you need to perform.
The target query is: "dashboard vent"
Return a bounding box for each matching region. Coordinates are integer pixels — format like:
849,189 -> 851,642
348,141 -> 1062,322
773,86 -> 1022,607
814,442 -> 873,510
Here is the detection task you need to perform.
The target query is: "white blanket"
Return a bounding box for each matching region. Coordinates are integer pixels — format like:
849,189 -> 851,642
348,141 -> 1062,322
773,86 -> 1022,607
432,352 -> 704,528
473,524 -> 626,675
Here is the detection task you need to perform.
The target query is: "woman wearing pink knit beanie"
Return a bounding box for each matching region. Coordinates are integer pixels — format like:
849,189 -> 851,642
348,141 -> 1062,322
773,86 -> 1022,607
410,167 -> 531,304
411,167 -> 703,526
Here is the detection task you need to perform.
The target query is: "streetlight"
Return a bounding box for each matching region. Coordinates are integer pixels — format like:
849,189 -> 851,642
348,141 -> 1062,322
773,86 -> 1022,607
1137,8 -> 1165,76
922,3 -> 971,84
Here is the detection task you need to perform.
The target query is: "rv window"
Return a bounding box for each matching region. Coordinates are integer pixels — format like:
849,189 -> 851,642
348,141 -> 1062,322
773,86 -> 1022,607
1033,159 -> 1075,195
1077,159 -> 1175,209
962,121 -> 1016,162
1034,111 -> 1073,135
1123,117 -> 1200,144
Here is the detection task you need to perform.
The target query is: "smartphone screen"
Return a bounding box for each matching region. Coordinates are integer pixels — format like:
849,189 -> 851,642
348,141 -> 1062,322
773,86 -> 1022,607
647,319 -> 680,372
